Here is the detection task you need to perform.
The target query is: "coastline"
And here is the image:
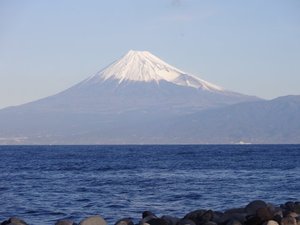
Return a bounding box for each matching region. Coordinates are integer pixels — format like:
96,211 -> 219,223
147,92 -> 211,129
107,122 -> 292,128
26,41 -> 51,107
1,200 -> 299,225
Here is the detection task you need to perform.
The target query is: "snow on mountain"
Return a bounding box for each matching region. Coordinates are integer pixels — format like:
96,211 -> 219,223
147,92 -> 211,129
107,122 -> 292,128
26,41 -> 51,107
81,50 -> 223,91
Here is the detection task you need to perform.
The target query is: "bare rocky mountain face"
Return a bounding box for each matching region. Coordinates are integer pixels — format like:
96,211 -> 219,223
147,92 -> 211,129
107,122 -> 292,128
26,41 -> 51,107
1,51 -> 299,144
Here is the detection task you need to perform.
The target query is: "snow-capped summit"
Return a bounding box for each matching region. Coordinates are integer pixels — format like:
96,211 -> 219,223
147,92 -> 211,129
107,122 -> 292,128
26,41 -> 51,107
57,49 -> 258,113
84,50 -> 223,91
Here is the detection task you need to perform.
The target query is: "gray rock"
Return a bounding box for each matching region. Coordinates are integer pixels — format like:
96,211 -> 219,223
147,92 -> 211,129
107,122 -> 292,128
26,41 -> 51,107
143,212 -> 156,219
256,206 -> 273,222
176,219 -> 196,225
146,218 -> 168,225
269,206 -> 283,218
140,215 -> 158,225
2,217 -> 28,225
224,208 -> 245,214
184,209 -> 213,224
161,216 -> 179,225
245,200 -> 267,215
79,215 -> 107,225
226,219 -> 242,225
55,220 -> 76,225
287,212 -> 299,218
211,211 -> 223,223
203,222 -> 217,225
295,202 -> 300,214
201,210 -> 214,224
262,220 -> 279,225
272,214 -> 282,225
184,210 -> 207,220
244,215 -> 262,225
281,216 -> 297,225
115,218 -> 134,225
282,202 -> 300,214
215,213 -> 246,224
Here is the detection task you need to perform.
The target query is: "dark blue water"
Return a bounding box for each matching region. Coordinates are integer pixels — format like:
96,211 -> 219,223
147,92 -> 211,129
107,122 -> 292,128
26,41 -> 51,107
0,145 -> 299,225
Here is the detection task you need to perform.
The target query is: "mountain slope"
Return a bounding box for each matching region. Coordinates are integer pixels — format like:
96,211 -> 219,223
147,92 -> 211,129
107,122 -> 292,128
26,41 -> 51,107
165,95 -> 300,144
0,50 -> 268,144
0,95 -> 298,144
2,50 -> 257,114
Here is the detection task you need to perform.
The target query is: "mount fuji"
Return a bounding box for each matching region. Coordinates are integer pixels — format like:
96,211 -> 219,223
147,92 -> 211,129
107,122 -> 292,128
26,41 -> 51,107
1,50 -> 284,144
8,50 -> 255,114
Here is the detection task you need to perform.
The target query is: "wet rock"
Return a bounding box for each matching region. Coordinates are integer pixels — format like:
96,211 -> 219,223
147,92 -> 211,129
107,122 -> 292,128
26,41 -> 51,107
202,222 -> 217,225
176,219 -> 196,225
215,213 -> 246,224
287,212 -> 299,218
1,220 -> 9,225
295,202 -> 300,214
200,210 -> 214,224
140,211 -> 158,225
273,215 -> 282,225
140,215 -> 158,225
184,210 -> 213,225
146,218 -> 168,225
226,219 -> 242,225
79,215 -> 107,225
1,217 -> 28,225
143,212 -> 156,219
184,210 -> 207,221
284,202 -> 296,210
55,220 -> 77,225
244,215 -> 262,225
161,215 -> 179,225
262,220 -> 279,225
245,200 -> 267,215
211,211 -> 223,223
256,206 -> 274,222
115,218 -> 134,225
281,216 -> 297,225
267,204 -> 282,217
270,207 -> 283,218
224,208 -> 245,214
282,202 -> 300,214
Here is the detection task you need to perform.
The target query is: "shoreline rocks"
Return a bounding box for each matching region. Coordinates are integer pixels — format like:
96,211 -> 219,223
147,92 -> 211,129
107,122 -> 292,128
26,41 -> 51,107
1,200 -> 299,225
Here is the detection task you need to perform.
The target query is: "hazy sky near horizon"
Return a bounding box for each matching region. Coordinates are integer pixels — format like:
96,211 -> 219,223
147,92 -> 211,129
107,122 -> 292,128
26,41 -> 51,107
1,0 -> 300,109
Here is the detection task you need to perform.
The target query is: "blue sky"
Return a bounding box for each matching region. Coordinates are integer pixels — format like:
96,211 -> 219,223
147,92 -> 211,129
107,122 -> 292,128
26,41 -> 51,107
0,0 -> 300,109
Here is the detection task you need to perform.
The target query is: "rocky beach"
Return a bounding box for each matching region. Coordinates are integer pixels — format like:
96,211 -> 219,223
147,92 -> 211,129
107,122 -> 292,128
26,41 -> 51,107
2,200 -> 300,225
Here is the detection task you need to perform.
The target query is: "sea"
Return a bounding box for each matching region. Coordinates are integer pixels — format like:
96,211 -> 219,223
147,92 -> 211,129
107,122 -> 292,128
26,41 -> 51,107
0,145 -> 299,225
